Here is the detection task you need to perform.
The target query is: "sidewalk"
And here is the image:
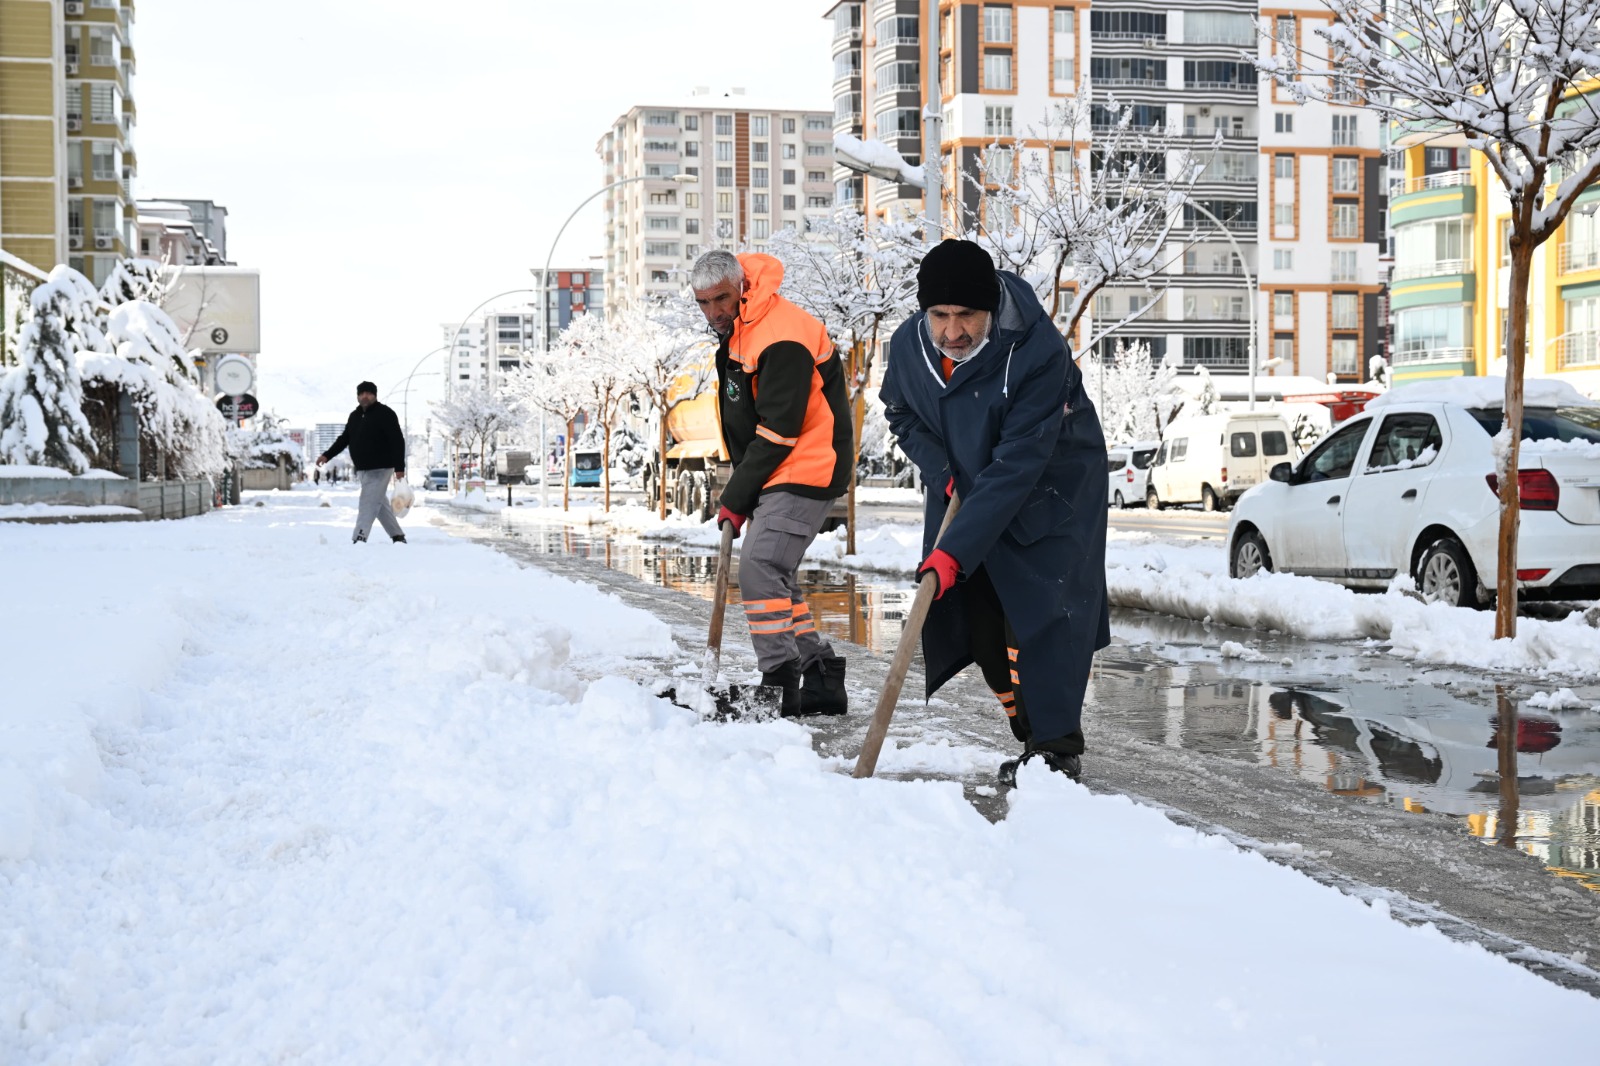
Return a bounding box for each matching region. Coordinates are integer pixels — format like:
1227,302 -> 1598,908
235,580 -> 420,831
4,488 -> 1598,1063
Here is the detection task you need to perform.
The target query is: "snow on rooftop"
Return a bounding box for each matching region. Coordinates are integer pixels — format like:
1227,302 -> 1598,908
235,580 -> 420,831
1368,376 -> 1599,411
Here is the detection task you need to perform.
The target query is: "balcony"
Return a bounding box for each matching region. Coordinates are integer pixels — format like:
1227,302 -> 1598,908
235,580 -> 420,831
1185,80 -> 1255,93
832,24 -> 861,47
1559,241 -> 1600,273
1393,346 -> 1473,366
1392,257 -> 1472,281
876,80 -> 918,100
1095,77 -> 1165,89
1390,169 -> 1472,197
1557,332 -> 1600,368
1091,31 -> 1167,42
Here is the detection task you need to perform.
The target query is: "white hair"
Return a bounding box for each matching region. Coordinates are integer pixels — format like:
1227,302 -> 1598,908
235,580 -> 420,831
689,249 -> 743,291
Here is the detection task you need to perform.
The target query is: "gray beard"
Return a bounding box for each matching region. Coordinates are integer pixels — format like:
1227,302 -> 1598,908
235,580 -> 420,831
936,332 -> 991,364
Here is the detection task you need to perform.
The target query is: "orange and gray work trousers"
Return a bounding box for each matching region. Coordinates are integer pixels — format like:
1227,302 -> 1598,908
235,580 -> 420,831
737,491 -> 836,673
965,566 -> 1034,745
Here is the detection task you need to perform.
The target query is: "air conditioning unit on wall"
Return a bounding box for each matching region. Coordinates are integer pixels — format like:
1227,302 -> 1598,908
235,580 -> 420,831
64,1 -> 84,14
69,235 -> 83,250
68,175 -> 82,188
66,117 -> 81,132
94,235 -> 111,249
65,60 -> 78,75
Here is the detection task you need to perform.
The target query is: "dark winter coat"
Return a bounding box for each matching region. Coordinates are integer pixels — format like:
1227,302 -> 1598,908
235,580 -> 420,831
716,254 -> 853,516
880,271 -> 1110,745
325,401 -> 406,473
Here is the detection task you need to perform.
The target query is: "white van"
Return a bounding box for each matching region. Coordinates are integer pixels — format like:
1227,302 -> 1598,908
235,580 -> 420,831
1106,441 -> 1160,508
1147,413 -> 1295,511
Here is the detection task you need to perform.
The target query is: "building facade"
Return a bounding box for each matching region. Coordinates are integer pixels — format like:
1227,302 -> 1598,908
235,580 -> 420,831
1388,142 -> 1600,396
136,198 -> 229,264
598,90 -> 834,315
822,1 -> 1389,383
0,0 -> 138,284
529,266 -> 605,349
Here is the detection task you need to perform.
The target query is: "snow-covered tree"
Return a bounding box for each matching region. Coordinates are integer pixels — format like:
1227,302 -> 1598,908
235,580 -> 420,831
503,314 -> 600,511
579,321 -> 637,514
0,266 -> 101,473
966,94 -> 1213,353
228,411 -> 303,472
1192,365 -> 1222,418
1081,339 -> 1179,443
101,258 -> 170,308
432,384 -> 518,486
770,208 -> 929,548
1258,0 -> 1600,635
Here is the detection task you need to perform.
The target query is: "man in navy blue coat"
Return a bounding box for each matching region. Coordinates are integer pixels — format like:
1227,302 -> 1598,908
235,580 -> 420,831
881,240 -> 1109,782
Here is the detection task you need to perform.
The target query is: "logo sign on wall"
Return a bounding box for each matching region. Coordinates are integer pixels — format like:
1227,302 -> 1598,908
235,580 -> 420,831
216,393 -> 259,422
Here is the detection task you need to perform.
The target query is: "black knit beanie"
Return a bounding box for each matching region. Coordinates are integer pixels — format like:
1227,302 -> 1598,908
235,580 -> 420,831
917,240 -> 1000,312
356,381 -> 377,395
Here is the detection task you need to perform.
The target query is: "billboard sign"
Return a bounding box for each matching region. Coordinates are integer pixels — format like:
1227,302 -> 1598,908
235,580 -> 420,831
162,267 -> 261,354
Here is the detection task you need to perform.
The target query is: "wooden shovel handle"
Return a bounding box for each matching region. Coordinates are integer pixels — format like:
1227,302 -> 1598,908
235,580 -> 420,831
705,520 -> 736,670
852,491 -> 961,779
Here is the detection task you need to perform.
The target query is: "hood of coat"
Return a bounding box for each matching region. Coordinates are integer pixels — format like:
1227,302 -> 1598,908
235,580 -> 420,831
736,253 -> 786,327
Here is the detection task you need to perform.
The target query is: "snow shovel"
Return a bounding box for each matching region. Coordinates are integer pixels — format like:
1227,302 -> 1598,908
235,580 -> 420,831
658,521 -> 782,721
852,491 -> 962,778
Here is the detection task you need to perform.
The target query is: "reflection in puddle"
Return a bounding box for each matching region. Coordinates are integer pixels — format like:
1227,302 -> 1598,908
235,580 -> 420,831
1094,664 -> 1600,892
465,510 -> 1600,895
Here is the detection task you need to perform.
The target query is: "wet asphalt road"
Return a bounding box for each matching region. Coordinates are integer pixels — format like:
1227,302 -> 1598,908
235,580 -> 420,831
427,502 -> 1600,996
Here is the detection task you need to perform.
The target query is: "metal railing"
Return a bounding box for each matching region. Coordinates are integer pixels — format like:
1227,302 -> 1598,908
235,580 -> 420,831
1559,242 -> 1600,273
1558,332 -> 1600,367
1186,80 -> 1255,92
1393,345 -> 1473,365
1392,256 -> 1472,280
1390,169 -> 1472,197
1091,31 -> 1167,42
876,81 -> 919,99
1097,77 -> 1165,88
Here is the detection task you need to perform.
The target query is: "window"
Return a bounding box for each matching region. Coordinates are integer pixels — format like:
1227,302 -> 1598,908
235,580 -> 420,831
1273,336 -> 1295,365
876,107 -> 919,137
91,141 -> 117,180
781,118 -> 795,134
1185,11 -> 1255,45
1183,60 -> 1253,87
1108,456 -> 1127,473
1263,431 -> 1289,456
1331,114 -> 1358,146
752,116 -> 768,136
684,218 -> 700,234
1090,10 -> 1166,38
1274,112 -> 1294,134
686,244 -> 700,258
877,59 -> 919,93
1273,293 -> 1294,318
90,83 -> 119,124
752,219 -> 770,240
684,141 -> 699,158
1273,249 -> 1294,270
1054,7 -> 1074,33
715,115 -> 733,135
876,15 -> 919,45
1275,154 -> 1294,180
716,167 -> 733,187
984,105 -> 1013,136
984,52 -> 1014,91
646,216 -> 679,231
1274,15 -> 1295,48
1331,249 -> 1358,281
752,167 -> 769,187
648,191 -> 676,204
1091,57 -> 1166,85
984,5 -> 1013,42
782,195 -> 796,211
1273,203 -> 1294,228
1394,304 -> 1468,357
806,144 -> 827,157
782,168 -> 796,185
1230,433 -> 1258,458
715,141 -> 733,161
1184,336 -> 1249,366
1330,337 -> 1360,376
807,195 -> 832,208
716,192 -> 734,212
752,142 -> 768,162
685,115 -> 699,131
1054,55 -> 1076,84
1299,419 -> 1369,482
1333,157 -> 1360,193
1326,293 -> 1357,330
89,28 -> 116,65
715,219 -> 734,238
805,116 -> 830,130
752,193 -> 769,214
644,241 -> 680,257
806,170 -> 828,184
1332,202 -> 1359,239
685,192 -> 699,208
1365,414 -> 1442,472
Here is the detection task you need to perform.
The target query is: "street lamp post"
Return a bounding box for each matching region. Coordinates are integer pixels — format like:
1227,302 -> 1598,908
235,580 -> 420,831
533,171 -> 697,507
1182,199 -> 1259,410
400,344 -> 449,477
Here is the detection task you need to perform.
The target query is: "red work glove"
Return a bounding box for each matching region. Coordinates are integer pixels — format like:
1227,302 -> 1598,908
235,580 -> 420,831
716,505 -> 747,537
917,548 -> 960,600
945,475 -> 954,499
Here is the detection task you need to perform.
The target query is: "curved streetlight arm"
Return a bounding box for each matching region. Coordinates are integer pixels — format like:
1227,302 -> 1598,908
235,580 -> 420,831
447,288 -> 539,390
1182,198 -> 1259,411
401,344 -> 450,461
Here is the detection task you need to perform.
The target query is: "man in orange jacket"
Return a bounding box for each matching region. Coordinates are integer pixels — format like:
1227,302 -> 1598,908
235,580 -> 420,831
690,249 -> 854,716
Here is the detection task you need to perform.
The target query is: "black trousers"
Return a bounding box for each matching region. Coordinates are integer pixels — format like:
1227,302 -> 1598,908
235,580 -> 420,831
966,567 -> 1086,754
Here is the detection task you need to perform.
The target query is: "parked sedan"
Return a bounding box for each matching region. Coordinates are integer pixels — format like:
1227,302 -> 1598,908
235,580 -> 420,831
1227,383 -> 1600,606
424,469 -> 449,491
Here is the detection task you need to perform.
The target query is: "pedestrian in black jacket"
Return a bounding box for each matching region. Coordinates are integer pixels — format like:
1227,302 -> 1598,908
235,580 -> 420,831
317,381 -> 408,544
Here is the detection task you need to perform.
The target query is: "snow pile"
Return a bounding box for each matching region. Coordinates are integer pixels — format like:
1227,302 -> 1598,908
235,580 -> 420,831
0,464 -> 123,480
0,503 -> 139,520
1523,436 -> 1600,458
1526,688 -> 1592,711
1370,376 -> 1598,411
5,491 -> 1600,1060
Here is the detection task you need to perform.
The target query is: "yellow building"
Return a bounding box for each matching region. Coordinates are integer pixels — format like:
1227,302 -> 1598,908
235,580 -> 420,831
0,0 -> 136,284
1389,138 -> 1600,396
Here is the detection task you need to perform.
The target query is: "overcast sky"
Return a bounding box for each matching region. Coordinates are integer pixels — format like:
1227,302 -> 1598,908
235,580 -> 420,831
133,1 -> 834,424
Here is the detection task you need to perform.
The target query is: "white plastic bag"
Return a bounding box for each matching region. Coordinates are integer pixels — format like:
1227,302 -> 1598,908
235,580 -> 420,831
389,480 -> 415,518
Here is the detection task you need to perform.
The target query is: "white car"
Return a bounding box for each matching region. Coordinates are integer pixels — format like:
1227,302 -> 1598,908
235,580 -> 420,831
1227,378 -> 1600,606
1107,441 -> 1159,508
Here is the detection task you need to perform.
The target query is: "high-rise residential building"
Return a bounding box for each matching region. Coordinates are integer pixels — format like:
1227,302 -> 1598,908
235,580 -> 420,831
1388,143 -> 1600,396
439,270 -> 605,398
599,89 -> 834,315
1,0 -> 71,274
528,266 -> 605,348
824,2 -> 1389,383
827,1 -> 926,220
440,318 -> 488,394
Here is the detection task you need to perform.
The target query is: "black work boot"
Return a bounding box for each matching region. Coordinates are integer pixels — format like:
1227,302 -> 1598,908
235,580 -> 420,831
799,655 -> 848,716
999,732 -> 1084,785
761,659 -> 803,717
392,534 -> 407,543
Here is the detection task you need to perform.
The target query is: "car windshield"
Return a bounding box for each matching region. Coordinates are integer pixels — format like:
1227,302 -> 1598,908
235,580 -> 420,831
1132,449 -> 1156,469
1467,406 -> 1600,444
575,454 -> 602,470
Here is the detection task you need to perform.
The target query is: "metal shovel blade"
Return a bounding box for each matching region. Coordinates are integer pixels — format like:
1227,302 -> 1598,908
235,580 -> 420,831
656,680 -> 783,722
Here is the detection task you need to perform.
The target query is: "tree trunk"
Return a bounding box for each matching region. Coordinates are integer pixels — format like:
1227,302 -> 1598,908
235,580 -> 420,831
562,417 -> 573,512
657,399 -> 669,521
602,414 -> 612,514
1496,241 -> 1533,639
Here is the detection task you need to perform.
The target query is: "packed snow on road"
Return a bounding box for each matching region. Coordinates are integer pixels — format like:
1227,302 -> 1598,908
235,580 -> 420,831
5,490 -> 1599,1063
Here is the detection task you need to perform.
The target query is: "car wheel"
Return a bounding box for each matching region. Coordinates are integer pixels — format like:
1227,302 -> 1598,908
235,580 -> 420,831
1415,536 -> 1480,608
1114,490 -> 1125,509
1146,486 -> 1164,511
1231,529 -> 1273,578
1201,485 -> 1218,512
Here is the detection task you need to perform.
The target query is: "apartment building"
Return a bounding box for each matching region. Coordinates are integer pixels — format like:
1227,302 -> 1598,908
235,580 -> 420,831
439,269 -> 606,398
136,198 -> 229,265
1388,143 -> 1600,396
822,1 -> 1388,382
528,266 -> 605,349
598,89 -> 834,315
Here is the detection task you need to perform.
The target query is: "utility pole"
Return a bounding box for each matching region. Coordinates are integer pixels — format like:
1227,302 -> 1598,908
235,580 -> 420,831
923,0 -> 943,238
